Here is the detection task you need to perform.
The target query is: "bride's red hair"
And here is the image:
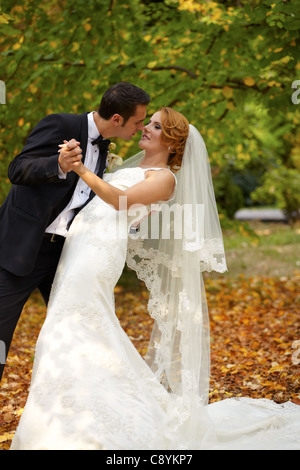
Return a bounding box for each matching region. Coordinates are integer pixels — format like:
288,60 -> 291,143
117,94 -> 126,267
160,107 -> 189,172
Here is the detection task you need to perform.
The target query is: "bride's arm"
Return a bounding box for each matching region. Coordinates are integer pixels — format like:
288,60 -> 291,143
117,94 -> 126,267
72,161 -> 175,210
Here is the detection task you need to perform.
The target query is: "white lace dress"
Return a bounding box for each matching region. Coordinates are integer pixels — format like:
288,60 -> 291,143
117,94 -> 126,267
10,167 -> 300,450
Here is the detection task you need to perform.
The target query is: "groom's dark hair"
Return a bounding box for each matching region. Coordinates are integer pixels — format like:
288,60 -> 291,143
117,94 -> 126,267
98,82 -> 150,125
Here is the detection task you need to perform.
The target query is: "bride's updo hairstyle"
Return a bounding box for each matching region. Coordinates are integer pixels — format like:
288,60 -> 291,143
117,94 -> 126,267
160,107 -> 189,173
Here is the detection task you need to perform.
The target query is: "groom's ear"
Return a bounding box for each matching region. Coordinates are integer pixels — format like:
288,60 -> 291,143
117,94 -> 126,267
111,113 -> 124,127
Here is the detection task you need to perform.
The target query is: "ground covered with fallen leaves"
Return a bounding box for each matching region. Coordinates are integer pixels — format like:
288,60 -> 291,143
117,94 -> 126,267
1,271 -> 299,449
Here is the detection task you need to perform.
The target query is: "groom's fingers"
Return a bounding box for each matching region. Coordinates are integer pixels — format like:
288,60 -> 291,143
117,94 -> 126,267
59,149 -> 82,163
64,139 -> 80,150
58,139 -> 80,152
59,140 -> 82,159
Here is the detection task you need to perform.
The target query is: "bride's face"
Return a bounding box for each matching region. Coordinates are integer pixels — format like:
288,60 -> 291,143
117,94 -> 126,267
139,111 -> 167,153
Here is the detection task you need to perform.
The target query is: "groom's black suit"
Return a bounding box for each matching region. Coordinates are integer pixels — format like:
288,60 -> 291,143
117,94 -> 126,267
0,112 -> 108,380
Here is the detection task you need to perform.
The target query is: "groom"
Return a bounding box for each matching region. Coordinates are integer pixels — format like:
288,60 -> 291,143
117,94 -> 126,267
0,82 -> 149,381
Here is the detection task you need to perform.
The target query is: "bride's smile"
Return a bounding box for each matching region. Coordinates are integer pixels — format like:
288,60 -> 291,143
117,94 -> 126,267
141,131 -> 150,140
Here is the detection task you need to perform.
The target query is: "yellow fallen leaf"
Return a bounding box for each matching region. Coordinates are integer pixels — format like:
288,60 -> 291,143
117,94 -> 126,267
16,407 -> 24,416
269,364 -> 284,373
0,433 -> 15,443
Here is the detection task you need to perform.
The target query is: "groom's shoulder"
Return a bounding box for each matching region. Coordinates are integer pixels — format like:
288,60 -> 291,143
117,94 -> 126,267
32,112 -> 89,135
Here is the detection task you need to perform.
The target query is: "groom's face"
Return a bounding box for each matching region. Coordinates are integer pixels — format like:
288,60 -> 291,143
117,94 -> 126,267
117,104 -> 147,140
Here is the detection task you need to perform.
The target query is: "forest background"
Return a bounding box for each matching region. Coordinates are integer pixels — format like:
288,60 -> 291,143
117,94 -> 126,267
0,0 -> 300,220
0,0 -> 300,449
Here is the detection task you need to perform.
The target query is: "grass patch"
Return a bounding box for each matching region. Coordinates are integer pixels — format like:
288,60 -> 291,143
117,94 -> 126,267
213,221 -> 300,279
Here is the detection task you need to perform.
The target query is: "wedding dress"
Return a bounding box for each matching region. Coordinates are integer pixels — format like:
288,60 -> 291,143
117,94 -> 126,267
10,166 -> 300,450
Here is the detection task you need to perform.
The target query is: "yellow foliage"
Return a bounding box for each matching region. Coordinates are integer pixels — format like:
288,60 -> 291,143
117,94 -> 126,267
83,23 -> 92,32
268,80 -> 281,87
147,61 -> 157,69
226,101 -> 236,110
11,5 -> 23,14
83,92 -> 92,100
178,0 -> 202,13
243,77 -> 255,87
222,86 -> 234,98
72,42 -> 80,52
29,84 -> 38,94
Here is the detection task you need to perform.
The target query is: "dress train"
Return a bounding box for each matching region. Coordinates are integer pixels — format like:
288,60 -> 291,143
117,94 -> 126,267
10,168 -> 300,450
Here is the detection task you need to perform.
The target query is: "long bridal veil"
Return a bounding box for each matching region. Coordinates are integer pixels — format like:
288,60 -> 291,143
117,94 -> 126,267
117,125 -> 227,448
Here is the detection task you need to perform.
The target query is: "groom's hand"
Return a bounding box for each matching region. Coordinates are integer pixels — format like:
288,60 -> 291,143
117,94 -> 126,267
58,139 -> 82,173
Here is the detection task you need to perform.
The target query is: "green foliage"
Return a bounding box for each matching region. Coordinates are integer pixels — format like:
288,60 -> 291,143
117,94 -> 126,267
251,166 -> 300,221
0,0 -> 299,219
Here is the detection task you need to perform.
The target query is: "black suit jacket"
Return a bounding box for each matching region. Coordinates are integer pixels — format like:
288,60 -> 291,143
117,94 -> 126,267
0,112 -> 107,276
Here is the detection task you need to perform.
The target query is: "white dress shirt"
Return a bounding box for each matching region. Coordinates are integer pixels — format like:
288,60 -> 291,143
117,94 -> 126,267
45,112 -> 104,237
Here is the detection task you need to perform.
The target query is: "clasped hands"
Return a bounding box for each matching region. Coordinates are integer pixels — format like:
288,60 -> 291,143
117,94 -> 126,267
58,139 -> 84,174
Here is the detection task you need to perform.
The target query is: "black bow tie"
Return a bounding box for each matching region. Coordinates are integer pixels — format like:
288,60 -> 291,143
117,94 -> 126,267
91,135 -> 111,152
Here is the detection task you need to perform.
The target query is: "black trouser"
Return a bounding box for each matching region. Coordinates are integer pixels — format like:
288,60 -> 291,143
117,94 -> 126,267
0,234 -> 65,382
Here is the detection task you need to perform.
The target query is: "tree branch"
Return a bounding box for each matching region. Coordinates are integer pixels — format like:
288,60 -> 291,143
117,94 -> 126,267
205,30 -> 224,55
210,79 -> 270,95
108,0 -> 116,12
218,108 -> 228,121
149,65 -> 197,79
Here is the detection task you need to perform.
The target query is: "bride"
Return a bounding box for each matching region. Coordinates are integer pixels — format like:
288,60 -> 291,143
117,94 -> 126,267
11,108 -> 300,450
